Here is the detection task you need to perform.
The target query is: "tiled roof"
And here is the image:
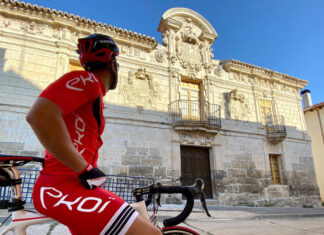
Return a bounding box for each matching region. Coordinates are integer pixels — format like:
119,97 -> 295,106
1,0 -> 157,45
304,102 -> 324,112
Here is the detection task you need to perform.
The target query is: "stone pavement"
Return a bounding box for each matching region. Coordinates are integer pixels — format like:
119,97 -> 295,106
1,205 -> 324,234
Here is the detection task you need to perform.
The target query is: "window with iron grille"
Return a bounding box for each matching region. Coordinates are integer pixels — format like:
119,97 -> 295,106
180,81 -> 201,121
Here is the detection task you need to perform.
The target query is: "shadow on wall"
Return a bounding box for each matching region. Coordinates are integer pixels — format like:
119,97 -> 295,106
0,47 -> 42,157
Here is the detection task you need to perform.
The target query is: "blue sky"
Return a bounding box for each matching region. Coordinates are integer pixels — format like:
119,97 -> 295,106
26,0 -> 324,105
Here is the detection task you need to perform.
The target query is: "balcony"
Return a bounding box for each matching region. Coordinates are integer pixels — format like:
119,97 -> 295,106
264,115 -> 287,144
168,100 -> 221,133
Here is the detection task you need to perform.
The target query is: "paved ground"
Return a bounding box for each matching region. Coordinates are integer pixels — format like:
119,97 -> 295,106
1,205 -> 324,234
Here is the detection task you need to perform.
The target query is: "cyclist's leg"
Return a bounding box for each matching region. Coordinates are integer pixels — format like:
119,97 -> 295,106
126,215 -> 161,235
32,173 -> 158,235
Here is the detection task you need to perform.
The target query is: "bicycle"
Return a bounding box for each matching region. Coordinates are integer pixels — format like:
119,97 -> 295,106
0,154 -> 211,235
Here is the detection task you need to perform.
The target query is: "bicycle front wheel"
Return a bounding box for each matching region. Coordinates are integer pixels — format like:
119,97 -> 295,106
162,226 -> 199,235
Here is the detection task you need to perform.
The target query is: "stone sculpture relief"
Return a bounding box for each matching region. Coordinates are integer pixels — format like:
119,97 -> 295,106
120,67 -> 160,108
214,64 -> 222,76
179,132 -> 215,145
0,16 -> 10,27
175,18 -> 203,72
155,50 -> 165,63
223,89 -> 251,121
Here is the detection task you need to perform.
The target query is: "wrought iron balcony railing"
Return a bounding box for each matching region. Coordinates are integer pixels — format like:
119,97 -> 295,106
264,115 -> 287,144
168,100 -> 221,130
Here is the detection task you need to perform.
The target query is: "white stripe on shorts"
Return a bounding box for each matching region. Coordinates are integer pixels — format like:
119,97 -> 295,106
100,202 -> 139,235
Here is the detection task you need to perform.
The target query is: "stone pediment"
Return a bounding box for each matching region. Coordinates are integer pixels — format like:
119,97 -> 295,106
158,8 -> 218,74
158,8 -> 218,40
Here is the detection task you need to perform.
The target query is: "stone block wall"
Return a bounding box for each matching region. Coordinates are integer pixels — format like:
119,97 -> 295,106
0,2 -> 320,208
211,125 -> 321,207
97,117 -> 174,181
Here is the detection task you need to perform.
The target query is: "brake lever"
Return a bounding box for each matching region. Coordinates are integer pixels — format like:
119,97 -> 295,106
145,194 -> 153,207
199,192 -> 211,217
156,182 -> 162,207
156,193 -> 161,207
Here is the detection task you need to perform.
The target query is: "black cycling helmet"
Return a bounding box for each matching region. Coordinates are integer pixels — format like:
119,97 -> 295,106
77,33 -> 119,89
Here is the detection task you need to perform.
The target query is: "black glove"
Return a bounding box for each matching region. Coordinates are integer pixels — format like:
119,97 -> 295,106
78,165 -> 106,189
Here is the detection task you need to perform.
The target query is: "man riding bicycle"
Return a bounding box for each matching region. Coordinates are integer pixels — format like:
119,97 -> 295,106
26,33 -> 161,235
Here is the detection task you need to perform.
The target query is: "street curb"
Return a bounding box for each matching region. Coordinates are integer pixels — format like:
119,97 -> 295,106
251,213 -> 324,220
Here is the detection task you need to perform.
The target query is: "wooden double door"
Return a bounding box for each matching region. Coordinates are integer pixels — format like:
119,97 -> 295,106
180,146 -> 213,198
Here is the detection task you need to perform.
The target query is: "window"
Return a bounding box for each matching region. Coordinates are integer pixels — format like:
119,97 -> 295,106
259,99 -> 273,125
180,81 -> 201,120
269,155 -> 282,184
69,60 -> 83,72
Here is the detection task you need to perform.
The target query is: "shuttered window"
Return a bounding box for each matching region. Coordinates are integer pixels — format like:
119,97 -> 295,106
180,81 -> 200,120
259,99 -> 273,125
269,155 -> 282,184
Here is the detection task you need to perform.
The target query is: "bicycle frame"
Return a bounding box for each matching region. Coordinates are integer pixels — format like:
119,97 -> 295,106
0,166 -> 54,235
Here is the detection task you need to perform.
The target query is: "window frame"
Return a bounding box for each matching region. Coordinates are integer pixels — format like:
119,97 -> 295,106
269,154 -> 282,184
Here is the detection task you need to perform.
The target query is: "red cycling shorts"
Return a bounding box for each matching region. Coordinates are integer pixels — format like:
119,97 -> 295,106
32,173 -> 138,235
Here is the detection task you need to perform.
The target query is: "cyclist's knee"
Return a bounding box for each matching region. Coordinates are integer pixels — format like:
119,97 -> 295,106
126,215 -> 161,235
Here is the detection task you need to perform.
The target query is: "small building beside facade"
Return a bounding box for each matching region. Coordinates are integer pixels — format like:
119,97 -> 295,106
302,90 -> 324,203
0,0 -> 321,207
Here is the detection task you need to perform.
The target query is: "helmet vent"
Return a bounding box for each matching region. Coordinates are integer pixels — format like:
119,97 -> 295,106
96,52 -> 105,57
85,41 -> 90,51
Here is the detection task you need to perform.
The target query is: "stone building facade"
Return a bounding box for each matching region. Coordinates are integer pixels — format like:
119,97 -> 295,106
0,0 -> 321,207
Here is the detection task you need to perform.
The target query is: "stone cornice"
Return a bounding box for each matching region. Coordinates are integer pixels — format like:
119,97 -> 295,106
0,0 -> 158,50
221,59 -> 308,89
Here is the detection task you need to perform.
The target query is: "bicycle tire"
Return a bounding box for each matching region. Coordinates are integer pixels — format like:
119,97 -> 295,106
163,226 -> 199,235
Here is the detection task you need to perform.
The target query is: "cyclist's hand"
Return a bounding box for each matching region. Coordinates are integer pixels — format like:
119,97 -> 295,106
78,165 -> 106,189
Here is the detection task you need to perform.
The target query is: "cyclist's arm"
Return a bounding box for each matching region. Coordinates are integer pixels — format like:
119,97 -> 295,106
26,97 -> 88,173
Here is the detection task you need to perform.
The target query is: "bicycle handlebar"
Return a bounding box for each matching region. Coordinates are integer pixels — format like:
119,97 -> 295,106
133,178 -> 211,227
157,185 -> 194,227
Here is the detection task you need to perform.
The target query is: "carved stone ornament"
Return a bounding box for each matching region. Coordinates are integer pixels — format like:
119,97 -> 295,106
175,19 -> 203,71
181,18 -> 199,44
120,68 -> 160,108
20,21 -> 43,34
179,132 -> 215,145
0,16 -> 10,27
224,89 -> 251,121
162,34 -> 168,46
214,65 -> 221,76
155,50 -> 165,63
170,55 -> 177,65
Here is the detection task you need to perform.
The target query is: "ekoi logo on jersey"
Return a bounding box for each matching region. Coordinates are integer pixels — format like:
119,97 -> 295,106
73,114 -> 85,154
66,72 -> 98,91
40,187 -> 115,213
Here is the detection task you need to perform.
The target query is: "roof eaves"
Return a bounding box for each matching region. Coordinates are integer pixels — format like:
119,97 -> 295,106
3,0 -> 157,46
304,102 -> 324,112
221,59 -> 308,88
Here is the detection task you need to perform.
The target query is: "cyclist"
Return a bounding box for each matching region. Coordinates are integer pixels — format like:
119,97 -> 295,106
26,33 -> 161,235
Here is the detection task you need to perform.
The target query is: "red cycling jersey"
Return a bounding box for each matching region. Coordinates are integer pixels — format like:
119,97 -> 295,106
39,70 -> 106,175
33,71 -> 139,235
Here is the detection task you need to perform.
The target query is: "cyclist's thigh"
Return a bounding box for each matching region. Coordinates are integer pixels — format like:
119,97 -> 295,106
33,173 -> 138,235
126,215 -> 161,235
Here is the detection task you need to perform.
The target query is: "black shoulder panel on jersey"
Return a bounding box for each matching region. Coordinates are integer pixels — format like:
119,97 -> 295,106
92,96 -> 101,132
